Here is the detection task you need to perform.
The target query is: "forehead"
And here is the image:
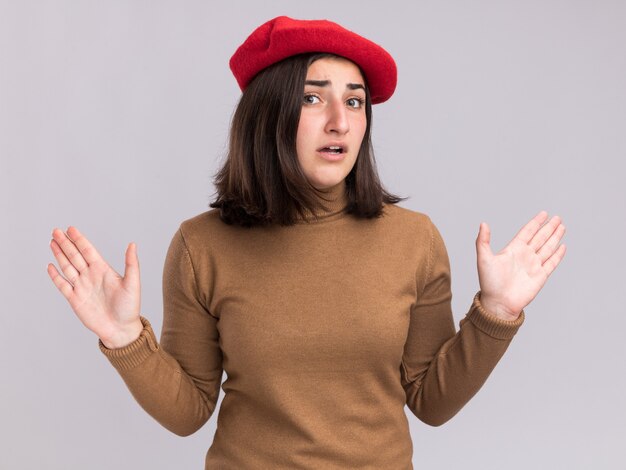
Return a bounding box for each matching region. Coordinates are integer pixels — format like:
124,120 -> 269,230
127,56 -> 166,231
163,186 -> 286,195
305,57 -> 365,83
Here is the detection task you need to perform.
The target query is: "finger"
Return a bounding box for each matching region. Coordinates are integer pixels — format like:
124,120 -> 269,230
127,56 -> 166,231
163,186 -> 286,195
50,234 -> 81,286
536,223 -> 566,264
542,243 -> 567,277
512,210 -> 549,244
476,222 -> 494,260
123,242 -> 140,289
67,226 -> 108,266
529,215 -> 562,253
54,226 -> 103,273
47,260 -> 76,300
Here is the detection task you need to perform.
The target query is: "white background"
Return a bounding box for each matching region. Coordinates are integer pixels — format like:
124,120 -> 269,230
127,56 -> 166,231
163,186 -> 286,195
1,1 -> 624,468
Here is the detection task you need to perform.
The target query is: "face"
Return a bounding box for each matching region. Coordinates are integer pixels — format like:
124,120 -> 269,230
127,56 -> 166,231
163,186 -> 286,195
295,57 -> 367,190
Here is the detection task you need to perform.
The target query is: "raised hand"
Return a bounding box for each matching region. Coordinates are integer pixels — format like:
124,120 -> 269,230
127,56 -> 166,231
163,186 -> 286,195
475,211 -> 567,321
47,226 -> 144,349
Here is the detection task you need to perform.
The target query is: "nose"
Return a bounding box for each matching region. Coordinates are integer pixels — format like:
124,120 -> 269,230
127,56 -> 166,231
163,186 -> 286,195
324,99 -> 350,135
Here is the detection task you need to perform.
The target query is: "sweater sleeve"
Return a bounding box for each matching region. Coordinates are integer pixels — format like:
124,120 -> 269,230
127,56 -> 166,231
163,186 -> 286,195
98,227 -> 223,436
400,217 -> 524,426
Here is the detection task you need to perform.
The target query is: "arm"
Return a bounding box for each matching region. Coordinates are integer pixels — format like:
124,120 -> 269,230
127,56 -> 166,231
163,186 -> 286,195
99,227 -> 223,436
400,218 -> 524,426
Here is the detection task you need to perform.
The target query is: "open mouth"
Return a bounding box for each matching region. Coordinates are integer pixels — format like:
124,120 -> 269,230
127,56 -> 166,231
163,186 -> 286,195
318,146 -> 344,154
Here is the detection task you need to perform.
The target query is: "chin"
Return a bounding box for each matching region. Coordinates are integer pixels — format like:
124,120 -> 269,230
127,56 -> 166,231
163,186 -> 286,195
309,174 -> 346,190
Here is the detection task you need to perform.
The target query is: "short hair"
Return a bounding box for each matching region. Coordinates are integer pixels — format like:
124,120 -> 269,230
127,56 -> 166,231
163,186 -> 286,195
209,52 -> 406,228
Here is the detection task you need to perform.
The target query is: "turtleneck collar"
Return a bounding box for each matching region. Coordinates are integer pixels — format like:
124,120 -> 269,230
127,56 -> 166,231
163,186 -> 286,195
294,178 -> 349,223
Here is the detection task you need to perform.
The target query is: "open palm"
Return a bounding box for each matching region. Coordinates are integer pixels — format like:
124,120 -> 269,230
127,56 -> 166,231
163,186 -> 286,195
476,211 -> 567,320
47,226 -> 143,347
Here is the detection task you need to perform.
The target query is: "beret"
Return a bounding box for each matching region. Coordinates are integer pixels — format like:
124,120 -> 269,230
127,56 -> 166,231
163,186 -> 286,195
229,15 -> 397,104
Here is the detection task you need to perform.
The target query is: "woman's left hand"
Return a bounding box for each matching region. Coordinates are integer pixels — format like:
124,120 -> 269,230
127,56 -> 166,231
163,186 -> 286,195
475,211 -> 567,321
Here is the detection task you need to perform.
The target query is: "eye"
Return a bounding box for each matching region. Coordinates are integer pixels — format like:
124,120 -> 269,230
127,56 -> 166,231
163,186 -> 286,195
347,97 -> 365,109
303,93 -> 320,105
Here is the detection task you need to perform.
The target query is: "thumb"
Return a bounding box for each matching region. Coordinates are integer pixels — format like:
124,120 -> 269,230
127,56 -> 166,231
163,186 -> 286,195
476,222 -> 494,260
123,242 -> 140,288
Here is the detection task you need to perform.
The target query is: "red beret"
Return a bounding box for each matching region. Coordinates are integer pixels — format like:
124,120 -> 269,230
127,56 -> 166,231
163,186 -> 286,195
229,16 -> 397,104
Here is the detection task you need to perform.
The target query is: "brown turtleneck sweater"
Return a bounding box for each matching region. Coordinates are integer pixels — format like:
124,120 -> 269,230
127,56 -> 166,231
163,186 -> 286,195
99,179 -> 524,469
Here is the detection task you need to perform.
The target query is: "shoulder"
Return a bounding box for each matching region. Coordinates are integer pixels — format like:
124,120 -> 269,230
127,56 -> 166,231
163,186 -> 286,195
169,208 -> 238,254
375,203 -> 447,268
179,208 -> 223,232
381,202 -> 438,237
382,202 -> 449,260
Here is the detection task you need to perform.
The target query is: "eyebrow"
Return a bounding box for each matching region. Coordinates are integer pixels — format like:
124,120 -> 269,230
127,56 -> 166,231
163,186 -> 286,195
304,79 -> 365,91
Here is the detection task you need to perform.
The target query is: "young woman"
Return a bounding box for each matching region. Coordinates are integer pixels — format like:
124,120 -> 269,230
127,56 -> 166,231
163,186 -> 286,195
47,16 -> 566,469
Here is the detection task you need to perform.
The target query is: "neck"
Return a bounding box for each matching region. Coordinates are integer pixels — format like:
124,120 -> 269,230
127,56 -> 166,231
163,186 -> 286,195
295,179 -> 349,223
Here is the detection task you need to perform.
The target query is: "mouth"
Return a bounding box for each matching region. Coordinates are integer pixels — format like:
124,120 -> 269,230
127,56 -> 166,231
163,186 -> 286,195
317,145 -> 346,155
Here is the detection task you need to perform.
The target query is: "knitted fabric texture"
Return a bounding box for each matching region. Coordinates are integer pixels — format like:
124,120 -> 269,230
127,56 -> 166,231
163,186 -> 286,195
99,190 -> 525,469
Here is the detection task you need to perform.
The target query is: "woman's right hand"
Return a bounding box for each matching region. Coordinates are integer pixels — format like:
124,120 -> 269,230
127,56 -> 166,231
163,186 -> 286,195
47,226 -> 144,349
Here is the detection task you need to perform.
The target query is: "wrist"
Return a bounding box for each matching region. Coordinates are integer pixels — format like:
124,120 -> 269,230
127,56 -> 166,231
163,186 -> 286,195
100,320 -> 144,349
480,294 -> 521,321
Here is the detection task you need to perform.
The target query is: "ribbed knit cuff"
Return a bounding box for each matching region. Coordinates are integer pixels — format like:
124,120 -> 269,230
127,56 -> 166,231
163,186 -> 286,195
98,316 -> 159,371
466,291 -> 525,340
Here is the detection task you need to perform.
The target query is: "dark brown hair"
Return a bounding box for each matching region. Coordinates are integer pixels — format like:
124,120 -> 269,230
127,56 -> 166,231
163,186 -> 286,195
208,52 -> 407,227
